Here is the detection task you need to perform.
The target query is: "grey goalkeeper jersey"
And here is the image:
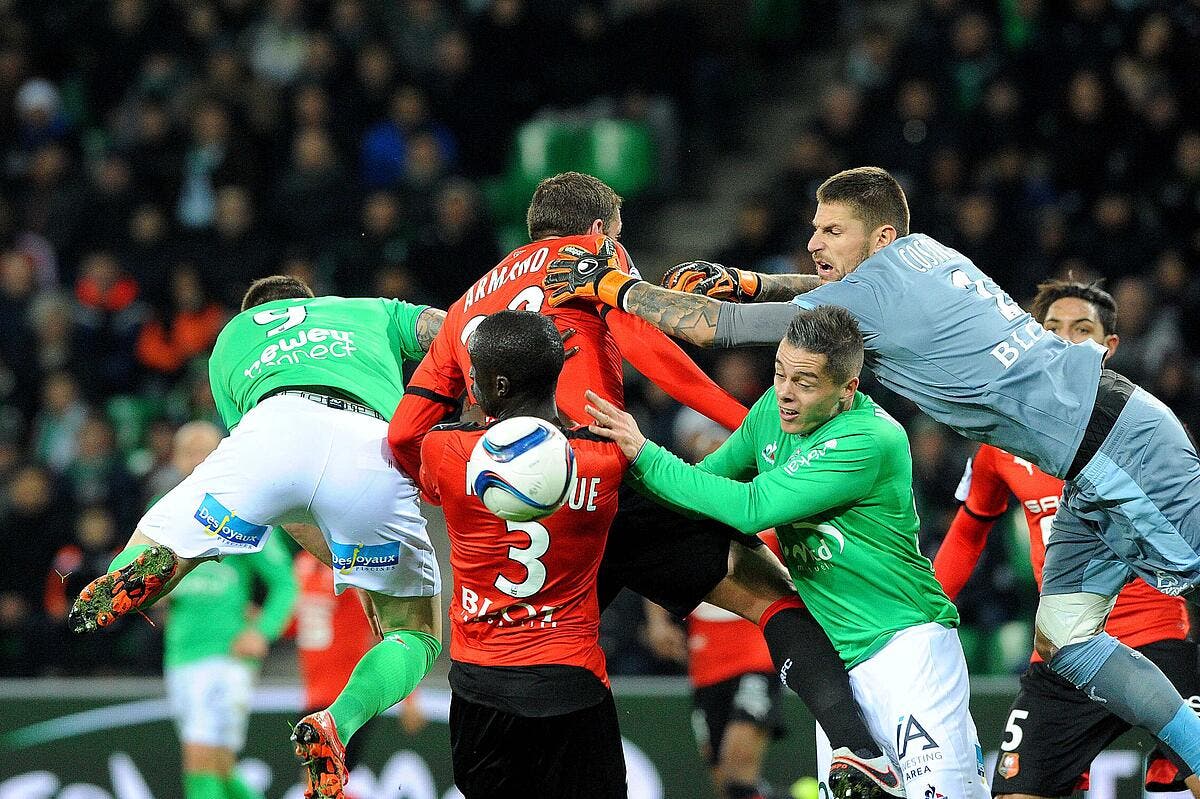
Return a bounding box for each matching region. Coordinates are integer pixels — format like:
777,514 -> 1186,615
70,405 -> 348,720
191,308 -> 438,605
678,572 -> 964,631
716,234 -> 1105,478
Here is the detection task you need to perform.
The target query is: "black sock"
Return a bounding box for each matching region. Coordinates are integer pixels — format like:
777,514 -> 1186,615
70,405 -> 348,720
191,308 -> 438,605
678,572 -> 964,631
761,604 -> 881,758
724,781 -> 763,799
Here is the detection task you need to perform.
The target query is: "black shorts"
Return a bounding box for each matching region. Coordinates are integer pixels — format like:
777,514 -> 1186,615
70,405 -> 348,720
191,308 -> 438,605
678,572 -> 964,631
992,639 -> 1200,796
449,691 -> 627,798
597,482 -> 758,617
692,671 -> 785,764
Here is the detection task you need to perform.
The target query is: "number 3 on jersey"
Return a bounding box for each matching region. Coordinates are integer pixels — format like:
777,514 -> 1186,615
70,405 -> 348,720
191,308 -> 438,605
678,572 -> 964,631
495,519 -> 549,598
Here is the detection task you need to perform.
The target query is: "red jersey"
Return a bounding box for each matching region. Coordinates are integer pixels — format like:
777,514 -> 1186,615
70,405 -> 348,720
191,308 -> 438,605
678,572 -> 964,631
293,551 -> 375,709
934,444 -> 1189,659
686,531 -> 782,688
388,234 -> 748,488
421,422 -> 626,684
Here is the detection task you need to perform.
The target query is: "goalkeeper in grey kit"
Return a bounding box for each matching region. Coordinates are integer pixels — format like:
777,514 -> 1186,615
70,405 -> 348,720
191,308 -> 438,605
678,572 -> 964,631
543,165 -> 1200,792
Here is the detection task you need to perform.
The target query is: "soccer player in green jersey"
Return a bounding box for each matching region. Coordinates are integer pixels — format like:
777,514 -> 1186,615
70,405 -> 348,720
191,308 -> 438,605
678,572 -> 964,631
587,305 -> 989,799
69,275 -> 445,799
160,421 -> 298,799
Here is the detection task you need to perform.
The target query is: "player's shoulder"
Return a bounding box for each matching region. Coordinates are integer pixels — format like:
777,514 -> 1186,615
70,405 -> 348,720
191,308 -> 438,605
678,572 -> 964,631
429,420 -> 486,435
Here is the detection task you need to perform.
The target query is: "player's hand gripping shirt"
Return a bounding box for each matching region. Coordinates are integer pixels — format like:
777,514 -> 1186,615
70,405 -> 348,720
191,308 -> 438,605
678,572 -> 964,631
935,444 -> 1189,655
208,296 -> 429,429
420,422 -> 626,685
631,390 -> 958,668
389,234 -> 747,486
785,234 -> 1105,478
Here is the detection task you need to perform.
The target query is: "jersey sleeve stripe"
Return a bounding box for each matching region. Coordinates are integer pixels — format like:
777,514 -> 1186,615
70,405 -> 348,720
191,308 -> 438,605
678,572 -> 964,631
961,503 -> 1006,522
406,385 -> 459,406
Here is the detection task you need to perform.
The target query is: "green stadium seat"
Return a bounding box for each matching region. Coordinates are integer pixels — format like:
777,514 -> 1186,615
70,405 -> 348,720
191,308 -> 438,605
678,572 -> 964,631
989,621 -> 1034,674
581,120 -> 656,197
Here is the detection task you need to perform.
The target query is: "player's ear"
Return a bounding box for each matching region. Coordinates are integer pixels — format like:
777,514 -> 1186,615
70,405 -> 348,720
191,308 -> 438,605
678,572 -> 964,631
494,375 -> 511,398
587,218 -> 605,236
872,225 -> 897,253
842,376 -> 860,402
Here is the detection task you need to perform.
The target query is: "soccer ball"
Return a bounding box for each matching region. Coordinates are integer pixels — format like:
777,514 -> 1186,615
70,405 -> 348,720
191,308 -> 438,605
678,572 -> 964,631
467,417 -> 577,522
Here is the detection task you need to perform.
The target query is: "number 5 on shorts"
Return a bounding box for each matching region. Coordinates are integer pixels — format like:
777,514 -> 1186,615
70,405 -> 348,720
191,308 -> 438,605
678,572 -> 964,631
1001,708 -> 1029,751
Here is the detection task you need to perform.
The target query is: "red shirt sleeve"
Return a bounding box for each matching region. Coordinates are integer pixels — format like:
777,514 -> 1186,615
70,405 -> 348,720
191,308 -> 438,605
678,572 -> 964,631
388,325 -> 465,489
605,308 -> 749,430
419,431 -> 446,506
933,446 -> 1007,600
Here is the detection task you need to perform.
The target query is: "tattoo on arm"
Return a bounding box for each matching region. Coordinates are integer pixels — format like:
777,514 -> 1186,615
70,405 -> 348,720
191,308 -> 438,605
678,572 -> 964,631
415,307 -> 446,352
623,283 -> 719,346
756,273 -> 822,301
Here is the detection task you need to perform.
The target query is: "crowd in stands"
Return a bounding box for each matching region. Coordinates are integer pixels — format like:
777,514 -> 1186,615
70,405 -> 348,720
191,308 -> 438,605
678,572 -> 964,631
1,0 -> 1198,678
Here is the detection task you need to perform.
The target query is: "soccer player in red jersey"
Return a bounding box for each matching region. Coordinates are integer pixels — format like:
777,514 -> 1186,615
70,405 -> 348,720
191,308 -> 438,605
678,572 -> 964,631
421,310 -> 629,797
933,279 -> 1198,799
389,172 -> 902,798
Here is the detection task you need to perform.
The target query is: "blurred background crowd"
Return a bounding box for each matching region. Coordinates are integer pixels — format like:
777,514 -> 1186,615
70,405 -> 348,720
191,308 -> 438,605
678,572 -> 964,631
0,0 -> 1197,680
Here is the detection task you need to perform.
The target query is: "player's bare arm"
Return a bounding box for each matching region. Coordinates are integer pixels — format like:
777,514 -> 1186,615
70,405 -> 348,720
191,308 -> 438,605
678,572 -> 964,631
757,273 -> 822,301
415,307 -> 446,352
621,282 -> 721,347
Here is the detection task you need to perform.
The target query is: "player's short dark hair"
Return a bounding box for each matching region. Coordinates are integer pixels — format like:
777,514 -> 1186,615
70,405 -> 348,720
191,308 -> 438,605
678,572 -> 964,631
816,167 -> 911,237
1029,278 -> 1118,334
241,275 -> 314,311
527,172 -> 622,240
468,310 -> 564,401
785,305 -> 865,385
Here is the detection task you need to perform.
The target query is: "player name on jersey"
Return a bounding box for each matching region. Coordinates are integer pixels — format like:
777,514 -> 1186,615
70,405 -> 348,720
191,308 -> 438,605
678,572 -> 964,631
462,245 -> 550,310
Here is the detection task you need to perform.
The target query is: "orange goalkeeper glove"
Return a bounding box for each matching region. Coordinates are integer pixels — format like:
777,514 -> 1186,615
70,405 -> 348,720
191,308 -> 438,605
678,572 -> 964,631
544,236 -> 642,309
660,261 -> 760,301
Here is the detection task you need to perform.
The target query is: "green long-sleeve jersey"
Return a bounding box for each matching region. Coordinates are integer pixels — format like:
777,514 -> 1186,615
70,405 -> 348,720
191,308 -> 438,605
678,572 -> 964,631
163,532 -> 298,669
630,390 -> 957,668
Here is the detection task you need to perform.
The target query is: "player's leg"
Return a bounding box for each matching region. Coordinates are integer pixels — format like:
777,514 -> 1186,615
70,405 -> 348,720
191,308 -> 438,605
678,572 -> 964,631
292,412 -> 442,798
535,692 -> 627,799
601,485 -> 899,797
817,623 -> 987,799
990,661 -> 1131,799
1137,639 -> 1200,797
1038,465 -> 1200,778
168,656 -> 259,799
449,693 -> 538,798
712,673 -> 780,799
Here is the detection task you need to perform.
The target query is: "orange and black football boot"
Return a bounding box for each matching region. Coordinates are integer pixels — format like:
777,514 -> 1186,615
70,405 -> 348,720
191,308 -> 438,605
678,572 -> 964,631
68,545 -> 178,633
292,709 -> 349,799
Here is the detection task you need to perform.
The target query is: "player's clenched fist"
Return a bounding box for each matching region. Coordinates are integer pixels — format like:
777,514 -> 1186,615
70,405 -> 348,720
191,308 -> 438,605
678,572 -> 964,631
543,235 -> 641,309
660,260 -> 761,302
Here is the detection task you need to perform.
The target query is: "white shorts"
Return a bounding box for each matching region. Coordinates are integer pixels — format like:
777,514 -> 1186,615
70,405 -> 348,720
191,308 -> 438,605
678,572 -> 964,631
139,395 -> 440,598
817,623 -> 989,799
165,656 -> 255,750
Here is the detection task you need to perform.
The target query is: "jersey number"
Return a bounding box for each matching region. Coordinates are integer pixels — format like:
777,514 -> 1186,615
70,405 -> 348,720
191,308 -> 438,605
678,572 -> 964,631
1001,708 -> 1029,750
951,269 -> 1022,321
460,287 -> 546,344
253,305 -> 308,336
494,520 -> 550,598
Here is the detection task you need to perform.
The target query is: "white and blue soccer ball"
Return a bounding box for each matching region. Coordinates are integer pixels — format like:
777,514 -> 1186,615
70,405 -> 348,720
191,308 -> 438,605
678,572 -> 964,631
466,416 -> 577,522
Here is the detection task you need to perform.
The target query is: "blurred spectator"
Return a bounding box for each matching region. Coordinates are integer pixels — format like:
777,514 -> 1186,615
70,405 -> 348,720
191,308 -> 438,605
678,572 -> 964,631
329,190 -> 412,297
271,126 -> 351,249
359,84 -> 457,190
65,414 -> 140,531
0,463 -> 73,610
7,78 -> 72,181
73,251 -> 147,396
31,371 -> 88,472
176,97 -> 259,229
405,177 -> 499,305
243,0 -> 310,86
185,185 -> 277,308
136,265 -> 226,378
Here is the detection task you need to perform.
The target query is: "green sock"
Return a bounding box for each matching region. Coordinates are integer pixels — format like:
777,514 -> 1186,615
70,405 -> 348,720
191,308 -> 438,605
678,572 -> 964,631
184,771 -> 227,799
108,544 -> 151,572
224,774 -> 263,799
327,629 -> 440,742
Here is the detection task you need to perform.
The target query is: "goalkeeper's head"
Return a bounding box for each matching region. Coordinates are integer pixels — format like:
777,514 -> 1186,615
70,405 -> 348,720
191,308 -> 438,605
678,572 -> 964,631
774,305 -> 864,435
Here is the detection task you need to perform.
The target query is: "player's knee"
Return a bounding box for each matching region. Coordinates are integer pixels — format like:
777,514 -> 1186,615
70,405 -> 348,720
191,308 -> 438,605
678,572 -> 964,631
1034,592 -> 1115,657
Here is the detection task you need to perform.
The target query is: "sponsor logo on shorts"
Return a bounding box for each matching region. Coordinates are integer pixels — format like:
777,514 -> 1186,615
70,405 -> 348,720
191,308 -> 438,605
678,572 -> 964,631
330,540 -> 403,573
1155,572 -> 1187,596
997,752 -> 1020,779
194,494 -> 268,548
923,785 -> 945,799
976,744 -> 985,778
897,715 -> 939,760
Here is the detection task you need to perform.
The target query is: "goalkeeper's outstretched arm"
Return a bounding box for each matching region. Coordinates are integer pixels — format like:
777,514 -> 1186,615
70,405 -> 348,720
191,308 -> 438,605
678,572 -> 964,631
618,282 -> 799,348
756,273 -> 824,301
